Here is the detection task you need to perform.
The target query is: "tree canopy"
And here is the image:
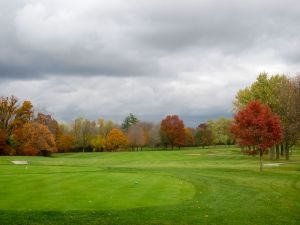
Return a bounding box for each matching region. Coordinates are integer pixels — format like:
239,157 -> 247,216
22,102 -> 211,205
231,101 -> 283,171
160,115 -> 185,150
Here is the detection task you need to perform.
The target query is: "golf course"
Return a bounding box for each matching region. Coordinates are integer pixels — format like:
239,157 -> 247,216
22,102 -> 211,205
0,146 -> 299,225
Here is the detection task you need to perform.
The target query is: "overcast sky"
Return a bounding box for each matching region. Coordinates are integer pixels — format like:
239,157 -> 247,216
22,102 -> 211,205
0,0 -> 299,126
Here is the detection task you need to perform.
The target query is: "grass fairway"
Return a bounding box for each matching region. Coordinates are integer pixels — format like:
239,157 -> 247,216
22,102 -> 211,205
0,147 -> 299,225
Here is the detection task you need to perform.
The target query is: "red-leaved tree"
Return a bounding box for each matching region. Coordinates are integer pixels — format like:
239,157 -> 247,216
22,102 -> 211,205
231,100 -> 282,171
160,115 -> 185,150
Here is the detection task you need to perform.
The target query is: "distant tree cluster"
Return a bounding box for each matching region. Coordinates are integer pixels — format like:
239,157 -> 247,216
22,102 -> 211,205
0,96 -> 59,156
0,96 -> 233,155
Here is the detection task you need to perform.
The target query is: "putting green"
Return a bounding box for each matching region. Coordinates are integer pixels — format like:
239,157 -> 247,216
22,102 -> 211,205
0,165 -> 195,210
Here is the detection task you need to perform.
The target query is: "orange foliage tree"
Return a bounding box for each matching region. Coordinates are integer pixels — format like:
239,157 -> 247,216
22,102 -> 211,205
231,101 -> 283,171
105,128 -> 128,151
35,113 -> 61,140
184,128 -> 195,146
14,122 -> 57,156
160,115 -> 185,150
56,134 -> 75,152
0,129 -> 14,155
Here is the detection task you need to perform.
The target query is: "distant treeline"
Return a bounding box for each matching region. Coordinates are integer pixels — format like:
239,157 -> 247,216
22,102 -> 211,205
0,72 -> 299,159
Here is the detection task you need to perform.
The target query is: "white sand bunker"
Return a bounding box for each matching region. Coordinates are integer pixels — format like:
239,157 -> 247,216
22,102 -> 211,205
11,161 -> 29,165
264,163 -> 285,167
185,154 -> 201,156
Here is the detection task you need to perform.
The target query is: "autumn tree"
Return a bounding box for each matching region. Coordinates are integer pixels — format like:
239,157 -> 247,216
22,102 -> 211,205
98,118 -> 118,137
90,135 -> 106,152
0,129 -> 14,155
231,101 -> 282,171
11,101 -> 34,130
195,123 -> 213,148
138,122 -> 152,147
160,115 -> 185,150
276,76 -> 300,159
73,118 -> 96,152
14,122 -> 57,156
0,130 -> 7,155
56,134 -> 75,152
127,123 -> 145,151
234,73 -> 299,160
147,123 -> 161,148
0,96 -> 18,132
35,113 -> 61,140
184,128 -> 195,147
0,96 -> 33,135
121,113 -> 139,131
105,128 -> 128,151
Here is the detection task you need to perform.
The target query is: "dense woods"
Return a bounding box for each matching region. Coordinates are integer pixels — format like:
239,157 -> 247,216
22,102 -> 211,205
0,73 -> 299,159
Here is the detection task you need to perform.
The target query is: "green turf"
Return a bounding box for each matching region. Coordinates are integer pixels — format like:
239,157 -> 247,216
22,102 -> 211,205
0,146 -> 299,225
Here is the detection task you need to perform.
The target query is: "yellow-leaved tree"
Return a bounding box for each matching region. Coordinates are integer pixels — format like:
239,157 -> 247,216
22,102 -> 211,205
105,128 -> 128,151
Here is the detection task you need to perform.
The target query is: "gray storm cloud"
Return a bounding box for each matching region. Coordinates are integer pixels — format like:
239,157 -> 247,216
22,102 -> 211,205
0,0 -> 299,125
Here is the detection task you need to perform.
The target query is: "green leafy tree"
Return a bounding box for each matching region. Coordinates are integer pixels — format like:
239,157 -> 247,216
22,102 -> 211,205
195,123 -> 213,148
121,113 -> 139,131
207,117 -> 234,146
73,118 -> 96,152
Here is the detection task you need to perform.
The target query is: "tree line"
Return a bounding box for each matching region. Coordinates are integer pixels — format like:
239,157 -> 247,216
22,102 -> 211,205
0,98 -> 233,155
0,72 -> 299,160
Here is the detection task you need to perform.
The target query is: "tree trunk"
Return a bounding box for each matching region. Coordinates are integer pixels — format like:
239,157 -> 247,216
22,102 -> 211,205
171,144 -> 174,150
259,150 -> 263,172
276,145 -> 280,159
280,143 -> 284,156
270,147 -> 274,160
285,141 -> 289,160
